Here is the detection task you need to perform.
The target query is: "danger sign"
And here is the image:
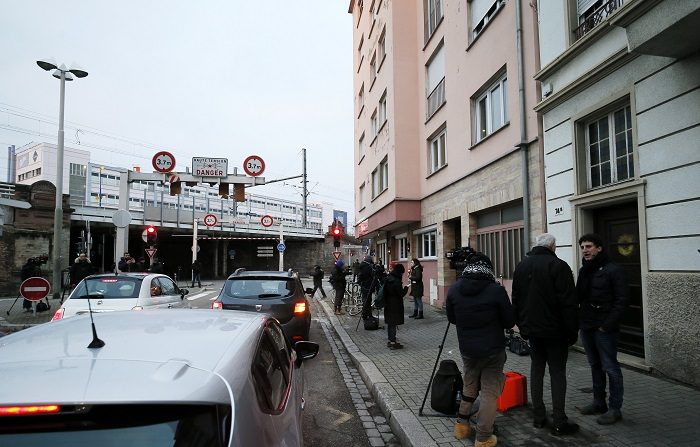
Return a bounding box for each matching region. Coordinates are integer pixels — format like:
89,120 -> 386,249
20,277 -> 51,301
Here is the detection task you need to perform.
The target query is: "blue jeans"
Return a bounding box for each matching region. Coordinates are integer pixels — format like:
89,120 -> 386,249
387,324 -> 397,342
413,296 -> 423,312
580,328 -> 624,410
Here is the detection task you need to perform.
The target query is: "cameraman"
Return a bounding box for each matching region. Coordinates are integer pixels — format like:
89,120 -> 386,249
358,255 -> 375,320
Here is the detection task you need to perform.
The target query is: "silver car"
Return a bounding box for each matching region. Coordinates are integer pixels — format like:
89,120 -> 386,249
0,309 -> 319,446
52,273 -> 190,321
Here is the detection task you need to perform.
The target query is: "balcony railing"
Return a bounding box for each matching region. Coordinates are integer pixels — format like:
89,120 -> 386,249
426,77 -> 445,120
574,0 -> 624,41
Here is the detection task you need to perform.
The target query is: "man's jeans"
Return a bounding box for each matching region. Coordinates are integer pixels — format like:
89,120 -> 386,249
529,337 -> 569,425
413,296 -> 423,312
387,324 -> 397,342
580,328 -> 624,410
458,350 -> 506,442
191,272 -> 201,288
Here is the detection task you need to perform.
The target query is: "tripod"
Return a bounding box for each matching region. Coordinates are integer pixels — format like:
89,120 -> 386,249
355,271 -> 382,331
418,321 -> 454,417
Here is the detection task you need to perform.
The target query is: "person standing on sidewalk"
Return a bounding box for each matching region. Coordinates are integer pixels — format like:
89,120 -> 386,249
70,253 -> 94,287
329,260 -> 347,315
310,265 -> 327,298
512,233 -> 579,435
191,259 -> 202,288
383,263 -> 408,349
358,255 -> 375,320
447,252 -> 515,447
408,258 -> 424,320
577,233 -> 628,425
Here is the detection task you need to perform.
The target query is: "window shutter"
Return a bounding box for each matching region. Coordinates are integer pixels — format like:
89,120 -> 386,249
577,0 -> 598,16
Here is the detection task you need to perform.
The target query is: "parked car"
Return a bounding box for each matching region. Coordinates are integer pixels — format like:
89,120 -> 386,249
212,269 -> 311,342
0,309 -> 319,446
52,273 -> 190,321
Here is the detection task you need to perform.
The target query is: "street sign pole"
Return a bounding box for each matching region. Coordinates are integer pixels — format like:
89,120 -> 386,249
192,217 -> 198,285
279,224 -> 284,272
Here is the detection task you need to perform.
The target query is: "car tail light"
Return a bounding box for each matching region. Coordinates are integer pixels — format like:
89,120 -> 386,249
292,335 -> 303,342
0,405 -> 60,416
212,302 -> 223,310
294,302 -> 307,315
51,308 -> 64,321
131,306 -> 144,311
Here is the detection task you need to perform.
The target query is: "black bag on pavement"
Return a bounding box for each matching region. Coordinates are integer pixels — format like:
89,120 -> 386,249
505,330 -> 531,356
36,301 -> 50,313
363,316 -> 379,330
431,359 -> 463,415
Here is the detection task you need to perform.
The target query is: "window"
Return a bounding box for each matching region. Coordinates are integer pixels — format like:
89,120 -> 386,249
420,231 -> 437,258
471,0 -> 506,40
426,45 -> 445,119
358,84 -> 365,115
585,104 -> 633,189
574,0 -> 624,41
475,202 -> 524,280
429,127 -> 446,173
378,28 -> 386,66
359,183 -> 366,209
474,74 -> 508,142
371,157 -> 388,198
371,109 -> 378,139
70,163 -> 86,176
358,132 -> 365,160
397,237 -> 409,260
424,0 -> 443,42
357,35 -> 364,71
252,325 -> 291,413
370,51 -> 377,86
379,92 -> 387,127
376,241 -> 387,265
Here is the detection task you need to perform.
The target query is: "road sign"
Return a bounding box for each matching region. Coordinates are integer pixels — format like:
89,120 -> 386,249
152,151 -> 176,173
141,229 -> 149,242
333,251 -> 342,261
169,173 -> 180,183
277,242 -> 286,252
145,248 -> 157,259
231,216 -> 249,225
260,215 -> 274,227
20,277 -> 51,301
192,157 -> 228,177
112,209 -> 132,228
243,155 -> 266,177
203,213 -> 218,227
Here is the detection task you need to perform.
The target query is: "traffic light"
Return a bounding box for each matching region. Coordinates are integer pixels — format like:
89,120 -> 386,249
332,222 -> 343,248
146,226 -> 158,245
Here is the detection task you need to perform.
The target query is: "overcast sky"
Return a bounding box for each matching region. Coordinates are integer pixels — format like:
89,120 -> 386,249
0,1 -> 354,218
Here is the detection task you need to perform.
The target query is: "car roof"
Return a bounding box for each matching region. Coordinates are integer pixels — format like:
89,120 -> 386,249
226,269 -> 297,279
0,309 -> 266,405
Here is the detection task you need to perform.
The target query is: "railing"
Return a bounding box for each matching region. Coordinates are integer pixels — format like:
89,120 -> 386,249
0,182 -> 15,199
574,0 -> 624,41
426,77 -> 445,120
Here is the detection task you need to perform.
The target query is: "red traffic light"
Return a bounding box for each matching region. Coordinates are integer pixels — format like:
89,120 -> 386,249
146,226 -> 156,234
332,227 -> 341,236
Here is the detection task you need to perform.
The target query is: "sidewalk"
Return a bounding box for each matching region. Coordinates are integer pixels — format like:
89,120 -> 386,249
310,286 -> 700,447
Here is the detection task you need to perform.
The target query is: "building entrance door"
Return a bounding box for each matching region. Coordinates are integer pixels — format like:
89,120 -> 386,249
594,202 -> 644,357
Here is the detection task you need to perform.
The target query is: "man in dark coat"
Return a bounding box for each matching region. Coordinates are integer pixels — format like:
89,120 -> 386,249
191,259 -> 202,288
577,233 -> 628,425
358,255 -> 376,320
118,253 -> 137,272
512,233 -> 579,436
409,258 -> 424,319
70,253 -> 94,287
310,265 -> 327,298
149,258 -> 164,274
329,260 -> 347,315
383,263 -> 408,349
446,252 -> 515,446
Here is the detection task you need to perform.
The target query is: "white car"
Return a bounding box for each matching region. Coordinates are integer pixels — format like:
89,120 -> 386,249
52,272 -> 190,321
0,309 -> 319,446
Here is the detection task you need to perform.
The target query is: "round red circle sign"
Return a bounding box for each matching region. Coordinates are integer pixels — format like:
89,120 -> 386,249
260,214 -> 274,227
203,214 -> 218,227
152,151 -> 176,173
243,155 -> 265,177
20,277 -> 51,301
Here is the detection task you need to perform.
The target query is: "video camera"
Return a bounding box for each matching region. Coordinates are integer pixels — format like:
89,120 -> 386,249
30,255 -> 49,265
445,246 -> 476,271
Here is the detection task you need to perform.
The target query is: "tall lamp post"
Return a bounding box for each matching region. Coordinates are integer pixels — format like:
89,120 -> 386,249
37,59 -> 88,300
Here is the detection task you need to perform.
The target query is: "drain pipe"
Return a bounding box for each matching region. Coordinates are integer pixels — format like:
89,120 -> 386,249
515,0 -> 530,252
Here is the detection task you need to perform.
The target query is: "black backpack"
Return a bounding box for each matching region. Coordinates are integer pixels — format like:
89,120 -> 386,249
363,316 -> 379,330
431,359 -> 463,415
36,301 -> 50,313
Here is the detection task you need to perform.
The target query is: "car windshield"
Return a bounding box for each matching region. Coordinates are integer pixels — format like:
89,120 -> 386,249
0,403 -> 229,447
222,277 -> 295,299
72,277 -> 142,299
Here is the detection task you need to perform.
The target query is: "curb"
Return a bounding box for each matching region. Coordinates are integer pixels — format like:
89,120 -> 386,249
314,295 -> 438,447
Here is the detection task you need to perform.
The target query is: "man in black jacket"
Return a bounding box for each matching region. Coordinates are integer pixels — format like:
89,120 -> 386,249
310,265 -> 327,298
358,255 -> 375,320
383,263 -> 408,349
446,252 -> 515,447
577,233 -> 628,425
512,233 -> 579,436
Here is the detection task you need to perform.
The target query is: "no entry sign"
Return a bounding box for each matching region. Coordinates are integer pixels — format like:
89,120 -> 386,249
20,277 -> 51,301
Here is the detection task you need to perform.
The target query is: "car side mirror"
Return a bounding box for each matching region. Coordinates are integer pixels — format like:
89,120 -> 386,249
304,287 -> 314,296
294,340 -> 319,367
180,288 -> 189,300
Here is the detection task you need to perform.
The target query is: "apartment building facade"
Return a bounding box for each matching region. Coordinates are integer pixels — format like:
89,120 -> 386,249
536,0 -> 700,385
350,0 -> 544,305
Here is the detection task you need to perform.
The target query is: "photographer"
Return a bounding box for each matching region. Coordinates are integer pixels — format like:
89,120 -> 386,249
358,255 -> 375,321
70,253 -> 94,287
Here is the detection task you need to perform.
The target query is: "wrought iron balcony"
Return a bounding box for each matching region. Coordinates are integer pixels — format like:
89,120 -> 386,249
574,0 -> 624,41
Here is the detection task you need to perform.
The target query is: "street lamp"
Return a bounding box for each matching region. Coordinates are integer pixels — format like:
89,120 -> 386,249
37,58 -> 88,300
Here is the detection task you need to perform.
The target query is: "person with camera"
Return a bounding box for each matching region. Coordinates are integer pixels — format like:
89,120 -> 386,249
329,260 -> 347,315
511,233 -> 579,436
70,253 -> 94,287
383,263 -> 409,349
118,253 -> 137,273
447,252 -> 515,447
358,255 -> 376,321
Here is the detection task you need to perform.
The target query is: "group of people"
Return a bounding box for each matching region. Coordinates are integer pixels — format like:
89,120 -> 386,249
448,233 -> 627,447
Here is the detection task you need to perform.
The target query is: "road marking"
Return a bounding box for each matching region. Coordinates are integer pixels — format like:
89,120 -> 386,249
322,406 -> 353,426
186,291 -> 217,301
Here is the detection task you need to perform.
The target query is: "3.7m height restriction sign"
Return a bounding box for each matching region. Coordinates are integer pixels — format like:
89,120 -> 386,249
243,155 -> 265,177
